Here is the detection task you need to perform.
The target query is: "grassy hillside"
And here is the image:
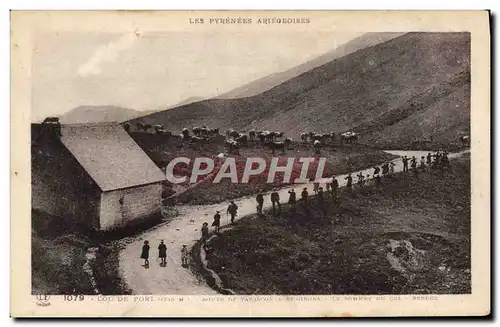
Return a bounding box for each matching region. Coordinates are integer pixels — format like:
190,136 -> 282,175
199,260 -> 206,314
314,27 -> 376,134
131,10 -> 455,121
129,32 -> 470,149
31,209 -> 130,295
202,155 -> 471,294
217,32 -> 405,99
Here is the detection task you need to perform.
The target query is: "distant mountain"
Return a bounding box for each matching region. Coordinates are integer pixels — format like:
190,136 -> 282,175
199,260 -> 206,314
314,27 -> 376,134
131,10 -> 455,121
60,105 -> 156,124
216,32 -> 406,99
128,32 -> 470,149
174,96 -> 205,107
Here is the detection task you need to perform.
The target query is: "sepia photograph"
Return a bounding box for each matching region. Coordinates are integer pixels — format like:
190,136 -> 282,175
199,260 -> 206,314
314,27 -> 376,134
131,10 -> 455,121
10,10 -> 490,317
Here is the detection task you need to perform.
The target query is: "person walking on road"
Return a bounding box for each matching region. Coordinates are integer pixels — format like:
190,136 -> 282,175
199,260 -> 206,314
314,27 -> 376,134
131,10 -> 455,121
331,175 -> 339,201
301,187 -> 309,210
402,156 -> 409,172
365,174 -> 372,186
441,151 -> 450,168
313,181 -> 320,195
158,240 -> 167,265
382,162 -> 389,176
317,187 -> 326,213
288,189 -> 297,213
389,162 -> 396,174
270,191 -> 281,216
410,156 -> 418,177
432,152 -> 441,169
410,156 -> 417,169
181,245 -> 189,267
345,173 -> 353,190
256,193 -> 264,216
420,156 -> 426,172
356,172 -> 365,187
227,201 -> 238,224
201,222 -> 209,243
140,240 -> 150,267
212,211 -> 221,233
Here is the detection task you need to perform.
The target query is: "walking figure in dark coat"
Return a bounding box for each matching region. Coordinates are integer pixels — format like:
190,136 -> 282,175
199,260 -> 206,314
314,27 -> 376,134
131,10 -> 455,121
356,172 -> 365,186
345,173 -> 353,189
181,245 -> 189,267
330,176 -> 339,201
382,162 -> 389,176
317,187 -> 326,214
212,211 -> 221,233
420,156 -> 426,172
270,191 -> 281,216
158,240 -> 167,265
288,189 -> 297,213
140,240 -> 150,267
313,182 -> 320,195
410,156 -> 418,176
441,151 -> 450,171
402,156 -> 409,172
201,222 -> 209,243
227,201 -> 238,224
256,193 -> 264,216
301,187 -> 309,211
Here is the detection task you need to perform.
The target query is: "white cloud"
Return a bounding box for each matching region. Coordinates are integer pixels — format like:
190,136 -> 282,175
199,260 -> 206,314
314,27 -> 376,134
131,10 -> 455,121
77,32 -> 137,77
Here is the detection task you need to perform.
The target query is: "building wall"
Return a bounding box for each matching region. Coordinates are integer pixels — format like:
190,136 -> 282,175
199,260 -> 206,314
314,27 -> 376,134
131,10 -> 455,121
99,182 -> 162,230
31,138 -> 101,232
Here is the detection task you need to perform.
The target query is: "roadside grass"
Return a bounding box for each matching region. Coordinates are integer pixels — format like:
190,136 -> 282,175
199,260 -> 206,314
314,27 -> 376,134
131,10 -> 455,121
30,208 -> 176,295
203,155 -> 471,294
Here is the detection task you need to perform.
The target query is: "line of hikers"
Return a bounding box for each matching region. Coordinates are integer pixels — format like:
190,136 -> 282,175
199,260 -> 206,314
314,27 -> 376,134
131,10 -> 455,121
400,151 -> 450,174
344,161 -> 396,188
195,151 -> 455,261
344,151 -> 451,189
254,178 -> 341,217
140,240 -> 190,268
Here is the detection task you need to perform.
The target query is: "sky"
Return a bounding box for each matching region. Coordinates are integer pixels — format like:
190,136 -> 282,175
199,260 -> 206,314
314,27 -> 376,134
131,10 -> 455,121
31,31 -> 361,122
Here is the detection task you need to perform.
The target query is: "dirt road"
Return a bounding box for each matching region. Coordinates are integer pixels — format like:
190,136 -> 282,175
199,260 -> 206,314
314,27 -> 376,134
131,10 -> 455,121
118,150 -> 469,294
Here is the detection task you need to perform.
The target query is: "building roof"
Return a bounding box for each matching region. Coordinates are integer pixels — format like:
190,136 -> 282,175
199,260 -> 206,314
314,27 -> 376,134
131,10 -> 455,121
60,123 -> 165,191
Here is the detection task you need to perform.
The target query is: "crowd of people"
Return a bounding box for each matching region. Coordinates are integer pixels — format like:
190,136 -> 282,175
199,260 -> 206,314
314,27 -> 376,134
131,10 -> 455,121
141,151 -> 452,268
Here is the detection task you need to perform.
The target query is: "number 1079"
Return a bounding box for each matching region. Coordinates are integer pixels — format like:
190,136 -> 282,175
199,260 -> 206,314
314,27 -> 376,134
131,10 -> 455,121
63,295 -> 84,301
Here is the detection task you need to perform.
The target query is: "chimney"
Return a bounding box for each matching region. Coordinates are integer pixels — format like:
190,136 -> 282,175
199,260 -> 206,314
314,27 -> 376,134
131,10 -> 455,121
41,116 -> 62,139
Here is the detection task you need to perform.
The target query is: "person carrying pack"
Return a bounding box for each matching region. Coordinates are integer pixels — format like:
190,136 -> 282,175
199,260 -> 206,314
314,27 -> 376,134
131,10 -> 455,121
227,201 -> 238,224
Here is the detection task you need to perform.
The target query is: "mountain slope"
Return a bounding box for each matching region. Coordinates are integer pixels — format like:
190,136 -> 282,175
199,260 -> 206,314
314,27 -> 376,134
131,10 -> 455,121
60,105 -> 156,124
217,32 -> 406,99
129,32 -> 470,148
